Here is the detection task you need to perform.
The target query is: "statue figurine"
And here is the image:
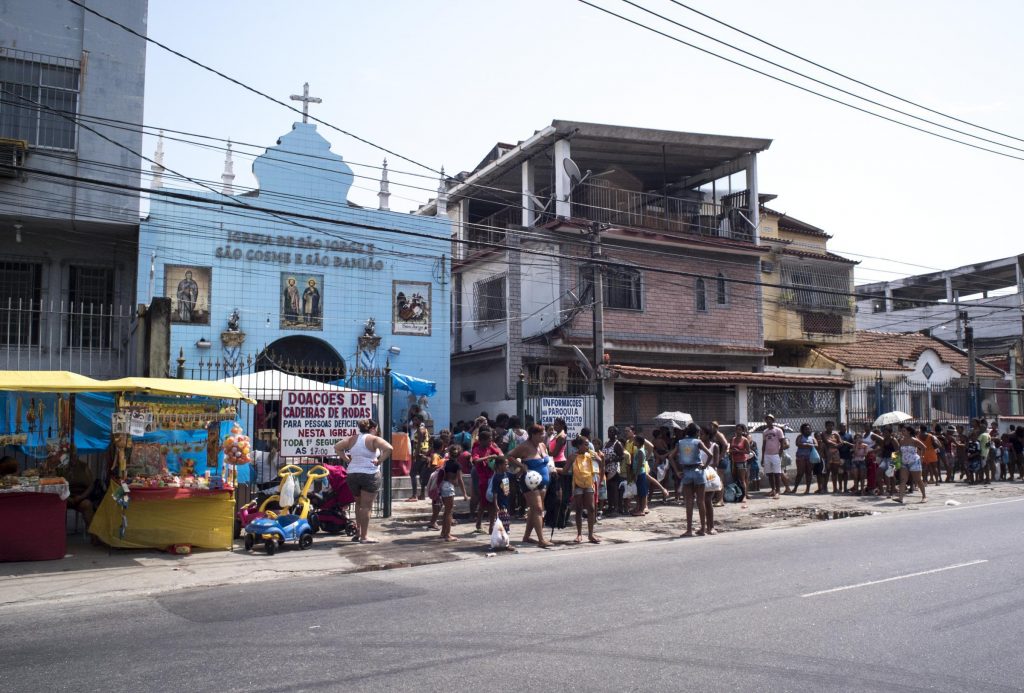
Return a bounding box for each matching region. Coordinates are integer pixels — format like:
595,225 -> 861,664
227,308 -> 241,332
363,317 -> 376,337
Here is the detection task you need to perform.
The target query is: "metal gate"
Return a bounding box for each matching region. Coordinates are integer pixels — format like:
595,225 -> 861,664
521,368 -> 600,437
179,350 -> 394,517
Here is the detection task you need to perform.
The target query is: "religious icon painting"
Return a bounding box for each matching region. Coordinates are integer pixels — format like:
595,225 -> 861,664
280,272 -> 324,331
164,265 -> 212,325
392,280 -> 431,336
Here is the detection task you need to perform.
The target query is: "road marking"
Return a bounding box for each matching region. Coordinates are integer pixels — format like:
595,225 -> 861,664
801,559 -> 988,598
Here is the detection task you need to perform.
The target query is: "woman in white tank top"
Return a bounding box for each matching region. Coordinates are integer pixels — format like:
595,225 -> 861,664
335,419 -> 393,543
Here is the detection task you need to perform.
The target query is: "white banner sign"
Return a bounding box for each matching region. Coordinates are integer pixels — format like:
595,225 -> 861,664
280,390 -> 373,457
540,396 -> 589,439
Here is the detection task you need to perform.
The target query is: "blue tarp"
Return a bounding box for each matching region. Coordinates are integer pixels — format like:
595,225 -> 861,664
336,371 -> 436,398
1,391 -> 250,482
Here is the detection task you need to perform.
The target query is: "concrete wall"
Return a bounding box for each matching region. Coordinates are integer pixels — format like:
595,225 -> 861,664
457,255 -> 509,352
520,241 -> 560,339
0,0 -> 148,226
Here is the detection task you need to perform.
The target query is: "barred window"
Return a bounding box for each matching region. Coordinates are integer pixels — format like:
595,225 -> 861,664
716,273 -> 728,305
695,278 -> 707,312
0,260 -> 42,346
0,49 -> 81,150
475,275 -> 506,323
780,261 -> 852,313
579,266 -> 643,311
68,266 -> 114,348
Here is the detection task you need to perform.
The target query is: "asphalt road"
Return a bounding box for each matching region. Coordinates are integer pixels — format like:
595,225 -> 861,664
3,497 -> 1023,693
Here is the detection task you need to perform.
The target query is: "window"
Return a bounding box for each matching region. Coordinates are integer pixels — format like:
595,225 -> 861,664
716,273 -> 727,305
579,266 -> 643,310
780,262 -> 852,313
475,275 -> 506,323
0,260 -> 42,345
68,266 -> 114,348
0,49 -> 81,150
695,278 -> 707,312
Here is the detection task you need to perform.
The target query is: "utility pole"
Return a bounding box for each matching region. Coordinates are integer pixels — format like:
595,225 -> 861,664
965,315 -> 978,420
589,221 -> 606,435
954,296 -> 964,348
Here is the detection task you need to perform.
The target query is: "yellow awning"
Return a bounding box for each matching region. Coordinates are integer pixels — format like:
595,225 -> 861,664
0,371 -> 255,404
103,377 -> 256,404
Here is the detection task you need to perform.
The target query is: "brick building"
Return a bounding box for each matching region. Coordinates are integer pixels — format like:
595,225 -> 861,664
420,119 -> 850,430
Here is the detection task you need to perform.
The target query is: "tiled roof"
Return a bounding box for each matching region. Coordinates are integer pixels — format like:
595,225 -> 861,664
811,331 -> 1005,376
776,247 -> 859,265
610,364 -> 851,387
761,206 -> 832,238
562,334 -> 772,355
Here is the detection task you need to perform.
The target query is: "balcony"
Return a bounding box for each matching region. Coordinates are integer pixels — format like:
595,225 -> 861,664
572,183 -> 755,243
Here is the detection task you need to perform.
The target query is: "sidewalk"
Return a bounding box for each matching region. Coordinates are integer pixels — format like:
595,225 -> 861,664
2,479 -> 1021,609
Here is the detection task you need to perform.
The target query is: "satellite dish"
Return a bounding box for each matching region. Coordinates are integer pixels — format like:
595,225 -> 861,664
563,157 -> 583,184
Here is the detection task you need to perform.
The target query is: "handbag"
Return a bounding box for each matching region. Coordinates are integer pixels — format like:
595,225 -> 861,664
703,466 -> 722,491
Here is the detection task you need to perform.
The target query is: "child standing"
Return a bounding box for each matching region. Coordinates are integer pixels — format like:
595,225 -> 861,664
568,437 -> 601,544
851,434 -> 868,495
439,456 -> 469,541
488,457 -> 516,550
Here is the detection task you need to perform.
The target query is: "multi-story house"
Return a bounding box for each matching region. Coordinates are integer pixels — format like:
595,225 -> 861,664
759,204 -> 858,365
0,1 -> 148,377
420,119 -> 849,430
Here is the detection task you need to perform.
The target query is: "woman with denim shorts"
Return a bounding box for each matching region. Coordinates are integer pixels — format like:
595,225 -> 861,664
896,424 -> 927,504
674,423 -> 714,537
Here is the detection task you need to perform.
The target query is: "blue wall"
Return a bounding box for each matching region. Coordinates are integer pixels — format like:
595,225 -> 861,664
137,122 -> 450,428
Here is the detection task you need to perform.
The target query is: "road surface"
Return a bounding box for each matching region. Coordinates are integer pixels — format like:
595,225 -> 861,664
2,496 -> 1022,692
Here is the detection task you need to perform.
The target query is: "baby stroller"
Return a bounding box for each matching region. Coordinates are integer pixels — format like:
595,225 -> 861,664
309,464 -> 356,535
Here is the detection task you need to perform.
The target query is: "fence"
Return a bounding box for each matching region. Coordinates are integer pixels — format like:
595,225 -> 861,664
179,352 -> 394,518
0,298 -> 135,378
844,376 -> 1021,427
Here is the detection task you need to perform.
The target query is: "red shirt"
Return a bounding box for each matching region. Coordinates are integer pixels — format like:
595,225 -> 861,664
471,442 -> 502,487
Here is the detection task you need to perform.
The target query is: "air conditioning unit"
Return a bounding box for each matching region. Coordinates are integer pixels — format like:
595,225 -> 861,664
0,138 -> 27,178
538,365 -> 568,392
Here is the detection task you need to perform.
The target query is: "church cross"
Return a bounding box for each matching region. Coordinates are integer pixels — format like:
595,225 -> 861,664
289,82 -> 322,123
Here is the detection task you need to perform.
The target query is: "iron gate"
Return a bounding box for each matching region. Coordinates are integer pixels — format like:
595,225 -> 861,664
179,350 -> 394,517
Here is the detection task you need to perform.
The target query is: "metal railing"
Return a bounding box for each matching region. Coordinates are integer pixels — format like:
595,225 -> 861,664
571,183 -> 755,242
0,298 -> 134,377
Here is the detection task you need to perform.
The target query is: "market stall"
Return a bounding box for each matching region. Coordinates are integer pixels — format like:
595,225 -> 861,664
0,372 -> 254,557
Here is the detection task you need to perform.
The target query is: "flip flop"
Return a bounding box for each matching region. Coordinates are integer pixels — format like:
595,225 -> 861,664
574,536 -> 583,544
361,538 -> 379,544
588,536 -> 602,544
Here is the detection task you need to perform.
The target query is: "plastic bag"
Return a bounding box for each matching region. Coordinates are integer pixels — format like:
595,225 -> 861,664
279,474 -> 298,508
884,464 -> 895,478
656,462 -> 669,482
623,482 -> 638,499
490,516 -> 510,549
703,466 -> 722,491
780,451 -> 792,468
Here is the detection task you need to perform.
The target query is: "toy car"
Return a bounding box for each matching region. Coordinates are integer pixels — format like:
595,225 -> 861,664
242,510 -> 313,555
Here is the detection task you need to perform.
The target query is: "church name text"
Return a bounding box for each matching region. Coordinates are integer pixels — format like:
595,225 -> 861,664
214,230 -> 384,270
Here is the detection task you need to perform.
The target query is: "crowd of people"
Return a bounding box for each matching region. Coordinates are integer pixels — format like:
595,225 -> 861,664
370,411 -> 1024,547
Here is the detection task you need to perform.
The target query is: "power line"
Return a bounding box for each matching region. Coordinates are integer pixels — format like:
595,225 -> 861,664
617,0 -> 1024,153
65,0 -> 441,176
664,0 -> 1024,145
577,0 -> 1024,162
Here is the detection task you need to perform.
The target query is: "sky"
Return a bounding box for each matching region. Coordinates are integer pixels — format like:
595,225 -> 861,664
141,0 -> 1024,289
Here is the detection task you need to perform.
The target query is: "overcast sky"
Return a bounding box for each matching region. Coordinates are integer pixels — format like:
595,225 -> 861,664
141,0 -> 1024,288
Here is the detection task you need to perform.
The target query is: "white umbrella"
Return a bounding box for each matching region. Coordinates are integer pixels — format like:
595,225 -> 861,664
873,411 -> 912,427
654,411 -> 693,426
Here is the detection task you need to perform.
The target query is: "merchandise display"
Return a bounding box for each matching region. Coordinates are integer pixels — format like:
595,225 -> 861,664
0,371 -> 254,558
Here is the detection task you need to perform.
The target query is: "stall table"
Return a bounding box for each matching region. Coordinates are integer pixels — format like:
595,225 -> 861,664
91,486 -> 235,550
0,483 -> 70,562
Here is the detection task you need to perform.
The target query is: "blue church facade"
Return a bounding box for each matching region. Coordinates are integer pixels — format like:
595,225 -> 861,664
136,121 -> 450,428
